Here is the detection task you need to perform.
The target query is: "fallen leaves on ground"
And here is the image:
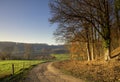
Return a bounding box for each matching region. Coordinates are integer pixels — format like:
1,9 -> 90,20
53,60 -> 120,82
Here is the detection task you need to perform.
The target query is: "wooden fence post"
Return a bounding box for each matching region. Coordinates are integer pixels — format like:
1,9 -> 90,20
12,64 -> 14,75
23,62 -> 24,69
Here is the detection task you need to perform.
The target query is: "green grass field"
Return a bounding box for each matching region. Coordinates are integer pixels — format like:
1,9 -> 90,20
0,60 -> 44,78
51,54 -> 70,61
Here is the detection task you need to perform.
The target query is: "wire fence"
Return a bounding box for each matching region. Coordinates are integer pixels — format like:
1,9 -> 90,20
0,60 -> 41,78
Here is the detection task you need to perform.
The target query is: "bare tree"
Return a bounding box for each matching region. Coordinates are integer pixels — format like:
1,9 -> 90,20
49,0 -> 117,61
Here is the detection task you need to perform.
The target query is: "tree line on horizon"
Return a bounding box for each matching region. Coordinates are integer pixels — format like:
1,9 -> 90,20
49,0 -> 120,61
0,42 -> 68,60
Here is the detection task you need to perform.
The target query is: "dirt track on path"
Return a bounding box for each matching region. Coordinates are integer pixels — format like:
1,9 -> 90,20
22,62 -> 84,82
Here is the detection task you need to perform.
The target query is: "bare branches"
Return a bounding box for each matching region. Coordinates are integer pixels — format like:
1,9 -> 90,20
49,0 -> 119,61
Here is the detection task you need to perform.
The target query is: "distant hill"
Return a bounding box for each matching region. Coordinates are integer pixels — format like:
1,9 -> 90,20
0,41 -> 69,59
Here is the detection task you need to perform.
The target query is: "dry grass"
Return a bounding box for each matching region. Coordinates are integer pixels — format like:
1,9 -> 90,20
53,60 -> 120,82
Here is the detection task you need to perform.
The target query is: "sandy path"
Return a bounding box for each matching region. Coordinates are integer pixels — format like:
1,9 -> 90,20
22,62 -> 84,82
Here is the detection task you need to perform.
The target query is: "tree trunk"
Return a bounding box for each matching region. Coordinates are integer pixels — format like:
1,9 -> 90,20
91,43 -> 94,60
104,0 -> 111,61
104,38 -> 111,61
104,47 -> 111,61
91,26 -> 95,60
86,42 -> 91,61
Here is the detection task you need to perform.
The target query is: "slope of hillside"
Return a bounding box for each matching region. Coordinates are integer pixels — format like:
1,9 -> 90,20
0,41 -> 68,60
53,60 -> 120,82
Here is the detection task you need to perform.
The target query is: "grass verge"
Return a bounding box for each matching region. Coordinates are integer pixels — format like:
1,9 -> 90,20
0,60 -> 46,82
0,64 -> 35,82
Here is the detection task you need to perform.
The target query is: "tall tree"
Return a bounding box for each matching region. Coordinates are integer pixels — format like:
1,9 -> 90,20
49,0 -> 115,61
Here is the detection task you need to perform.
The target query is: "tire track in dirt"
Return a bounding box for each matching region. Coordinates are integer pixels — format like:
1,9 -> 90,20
22,62 -> 84,82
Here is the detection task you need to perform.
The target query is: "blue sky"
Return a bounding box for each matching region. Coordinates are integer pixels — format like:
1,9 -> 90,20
0,0 -> 58,45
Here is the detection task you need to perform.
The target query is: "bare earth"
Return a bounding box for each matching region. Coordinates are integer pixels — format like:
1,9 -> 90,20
22,62 -> 84,82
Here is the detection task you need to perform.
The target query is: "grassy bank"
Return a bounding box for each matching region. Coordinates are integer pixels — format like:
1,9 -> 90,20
0,60 -> 45,82
53,60 -> 120,82
51,54 -> 70,61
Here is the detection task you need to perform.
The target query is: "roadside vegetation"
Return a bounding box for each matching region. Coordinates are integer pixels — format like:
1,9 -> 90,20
0,60 -> 45,82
